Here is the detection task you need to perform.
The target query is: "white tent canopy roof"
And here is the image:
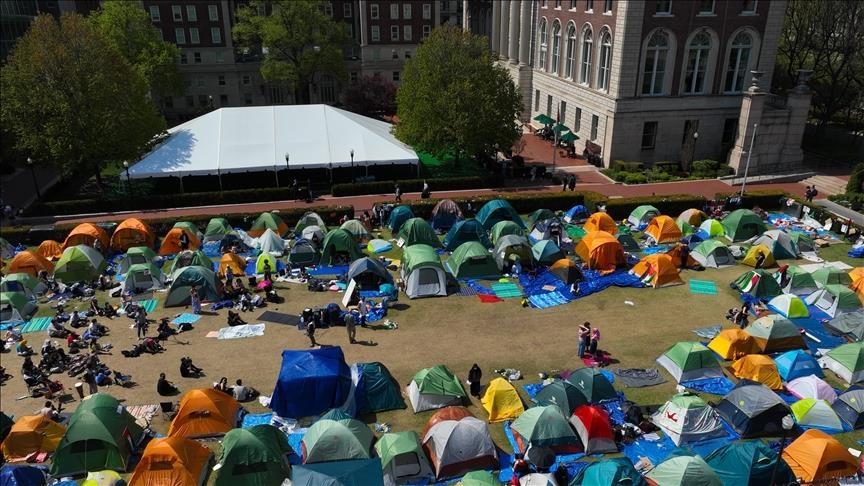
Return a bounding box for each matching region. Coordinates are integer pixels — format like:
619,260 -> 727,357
128,105 -> 418,178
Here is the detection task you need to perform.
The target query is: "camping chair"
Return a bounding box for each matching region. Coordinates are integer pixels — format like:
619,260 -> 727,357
160,401 -> 178,421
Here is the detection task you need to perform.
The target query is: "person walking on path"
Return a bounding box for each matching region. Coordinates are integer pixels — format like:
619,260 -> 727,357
358,296 -> 368,328
306,318 -> 317,347
345,312 -> 356,344
578,322 -> 590,358
190,286 -> 201,315
468,363 -> 483,399
394,184 -> 402,202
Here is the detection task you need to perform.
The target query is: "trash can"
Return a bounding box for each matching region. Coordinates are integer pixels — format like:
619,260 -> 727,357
74,382 -> 84,399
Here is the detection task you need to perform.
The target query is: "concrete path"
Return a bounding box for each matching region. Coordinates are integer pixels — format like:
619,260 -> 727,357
814,199 -> 864,226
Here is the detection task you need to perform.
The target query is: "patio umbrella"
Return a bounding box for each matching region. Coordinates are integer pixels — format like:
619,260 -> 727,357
525,445 -> 555,469
552,124 -> 570,134
533,114 -> 554,125
560,131 -> 579,143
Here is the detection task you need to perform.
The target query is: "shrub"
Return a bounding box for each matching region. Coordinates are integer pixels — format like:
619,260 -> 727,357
623,173 -> 647,184
610,160 -> 644,173
331,175 -> 502,197
692,159 -> 734,178
653,161 -> 681,174
847,162 -> 864,194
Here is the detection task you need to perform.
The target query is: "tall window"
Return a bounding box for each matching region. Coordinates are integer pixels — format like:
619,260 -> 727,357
403,3 -> 411,19
423,3 -> 432,19
404,25 -> 412,41
597,30 -> 612,90
208,4 -> 218,21
186,5 -> 197,21
724,32 -> 752,92
642,31 -> 668,95
579,28 -> 593,84
343,3 -> 352,17
684,33 -> 711,93
535,89 -> 541,111
189,28 -> 200,44
546,95 -> 553,116
172,5 -> 182,21
149,6 -> 160,21
391,25 -> 399,41
390,3 -> 399,19
560,101 -> 567,121
371,4 -> 379,19
323,2 -> 333,16
551,22 -> 562,74
175,28 -> 186,44
371,25 -> 380,41
721,118 -> 738,146
604,0 -> 613,12
641,122 -> 658,149
211,27 -> 221,44
590,115 -> 599,140
538,20 -> 548,70
656,0 -> 671,14
422,25 -> 431,38
586,0 -> 594,11
565,24 -> 577,78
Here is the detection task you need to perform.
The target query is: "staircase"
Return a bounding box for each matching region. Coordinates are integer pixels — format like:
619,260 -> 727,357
798,175 -> 849,196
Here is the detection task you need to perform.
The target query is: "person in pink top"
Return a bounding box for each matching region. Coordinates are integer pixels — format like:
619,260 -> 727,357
589,326 -> 600,359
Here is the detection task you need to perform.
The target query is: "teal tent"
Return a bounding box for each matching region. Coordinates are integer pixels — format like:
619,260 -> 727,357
387,206 -> 414,234
448,242 -> 499,279
722,209 -> 766,242
397,218 -> 441,248
476,199 -> 525,230
321,229 -> 363,265
165,265 -> 223,307
355,362 -> 406,414
705,441 -> 794,486
531,240 -> 565,266
573,457 -> 647,486
528,209 -> 556,227
214,425 -> 292,486
292,458 -> 384,486
443,219 -> 492,251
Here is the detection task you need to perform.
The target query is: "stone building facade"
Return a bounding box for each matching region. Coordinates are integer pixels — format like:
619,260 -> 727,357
484,0 -> 810,174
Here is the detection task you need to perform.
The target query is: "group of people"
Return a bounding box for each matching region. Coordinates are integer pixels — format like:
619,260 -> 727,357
214,377 -> 258,402
577,322 -> 602,360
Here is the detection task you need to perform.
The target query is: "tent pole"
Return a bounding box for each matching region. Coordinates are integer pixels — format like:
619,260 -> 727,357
275,165 -> 280,188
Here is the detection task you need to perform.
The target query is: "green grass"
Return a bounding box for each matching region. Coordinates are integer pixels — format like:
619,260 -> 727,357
418,151 -> 485,179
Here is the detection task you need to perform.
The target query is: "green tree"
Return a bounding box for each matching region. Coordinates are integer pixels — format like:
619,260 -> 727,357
395,26 -> 522,161
90,0 -> 184,98
0,13 -> 165,184
233,0 -> 348,104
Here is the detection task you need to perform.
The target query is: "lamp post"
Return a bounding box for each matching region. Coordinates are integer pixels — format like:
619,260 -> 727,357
329,162 -> 333,185
689,131 -> 699,173
769,414 -> 795,485
122,161 -> 131,200
350,149 -> 355,182
285,153 -> 293,199
740,123 -> 758,199
26,157 -> 41,199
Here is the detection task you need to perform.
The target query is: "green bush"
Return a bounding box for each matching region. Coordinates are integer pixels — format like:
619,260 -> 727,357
623,173 -> 647,184
610,160 -> 644,173
692,159 -> 734,178
331,176 -> 502,197
714,189 -> 787,210
847,162 -> 864,194
653,161 -> 681,174
603,194 -> 707,220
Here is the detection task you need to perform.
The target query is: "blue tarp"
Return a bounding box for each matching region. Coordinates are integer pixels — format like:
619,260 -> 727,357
849,246 -> 864,258
571,269 -> 645,298
307,265 -> 349,276
270,347 -> 352,419
622,419 -> 739,467
791,317 -> 844,353
0,465 -> 48,486
680,377 -> 736,396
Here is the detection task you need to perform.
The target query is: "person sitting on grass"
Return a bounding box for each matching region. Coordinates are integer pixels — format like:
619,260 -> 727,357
227,310 -> 247,327
16,340 -> 34,356
157,372 -> 179,396
87,319 -> 108,338
232,379 -> 258,402
179,357 -> 204,378
214,377 -> 231,395
156,318 -> 177,341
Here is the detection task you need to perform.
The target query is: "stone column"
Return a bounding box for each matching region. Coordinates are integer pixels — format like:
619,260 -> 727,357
727,73 -> 766,175
780,71 -> 813,171
462,0 -> 470,31
508,1 -> 520,63
518,0 -> 532,65
358,0 -> 368,46
499,1 -> 510,60
491,1 -> 501,53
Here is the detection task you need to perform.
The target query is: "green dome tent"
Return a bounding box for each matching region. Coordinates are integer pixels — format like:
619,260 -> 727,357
387,206 -> 414,234
54,245 -> 107,283
722,209 -> 766,242
448,242 -> 499,279
806,284 -> 862,318
574,458 -> 647,486
400,244 -> 447,298
214,425 -> 292,486
340,219 -> 371,242
811,267 -> 853,288
407,365 -> 465,413
1,272 -> 40,295
753,230 -> 799,260
355,362 -> 406,414
476,199 -> 525,231
204,217 -> 233,240
443,219 -> 492,252
165,265 -> 223,307
733,269 -> 783,298
657,342 -> 723,383
122,262 -> 165,294
320,229 -> 363,265
116,246 -> 158,274
776,265 -> 819,295
821,342 -> 864,384
294,211 -> 327,235
646,454 -> 722,486
172,221 -> 201,239
249,212 -> 288,238
698,219 -> 726,238
565,367 -> 617,402
490,220 -> 524,245
627,205 -> 660,228
531,240 -> 565,266
527,208 -> 555,227
50,393 -> 144,477
691,240 -> 735,268
302,414 -> 373,463
493,235 -> 533,272
292,459 -> 384,485
0,291 -> 36,322
510,405 -> 580,453
168,249 -> 213,273
533,381 -> 588,416
790,232 -> 815,253
374,431 -> 434,485
397,218 -> 441,248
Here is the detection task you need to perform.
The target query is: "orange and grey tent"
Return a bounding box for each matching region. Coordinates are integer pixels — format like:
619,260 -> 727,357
111,218 -> 156,252
708,329 -> 759,360
630,253 -> 683,288
159,227 -> 201,256
0,415 -> 65,462
548,258 -> 583,285
7,251 -> 53,277
782,429 -> 859,483
583,212 -> 618,235
731,355 -> 783,390
35,240 -> 63,261
575,231 -> 626,274
62,223 -> 109,251
644,215 -> 683,244
128,436 -> 211,486
851,278 -> 864,304
218,253 -> 247,278
421,406 -> 474,439
168,388 -> 240,438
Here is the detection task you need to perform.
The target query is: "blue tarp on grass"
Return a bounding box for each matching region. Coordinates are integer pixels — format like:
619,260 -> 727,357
680,377 -> 736,396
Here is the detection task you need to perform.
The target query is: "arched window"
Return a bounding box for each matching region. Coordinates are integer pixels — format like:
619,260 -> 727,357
551,21 -> 562,74
724,32 -> 752,92
579,27 -> 593,84
538,20 -> 548,70
565,24 -> 577,78
642,30 -> 668,95
597,30 -> 612,90
684,32 -> 711,94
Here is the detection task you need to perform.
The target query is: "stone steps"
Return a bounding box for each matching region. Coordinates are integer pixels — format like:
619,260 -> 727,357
798,175 -> 848,196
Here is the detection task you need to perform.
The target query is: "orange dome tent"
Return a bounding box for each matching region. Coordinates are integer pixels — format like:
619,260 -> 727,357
36,240 -> 63,261
630,253 -> 683,288
644,215 -> 683,244
849,267 -> 864,282
128,436 -> 211,486
63,223 -> 109,251
731,354 -> 783,390
218,253 -> 247,278
583,212 -> 618,235
0,415 -> 66,462
421,406 -> 474,438
575,231 -> 626,274
168,388 -> 240,438
111,218 -> 156,252
159,227 -> 201,256
708,329 -> 759,360
782,429 -> 859,483
7,250 -> 53,277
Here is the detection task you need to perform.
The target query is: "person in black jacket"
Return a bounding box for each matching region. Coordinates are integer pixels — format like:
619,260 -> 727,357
157,372 -> 179,396
468,363 -> 483,399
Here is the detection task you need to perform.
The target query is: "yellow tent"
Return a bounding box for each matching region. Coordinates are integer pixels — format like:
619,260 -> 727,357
0,415 -> 66,462
480,377 -> 524,423
708,329 -> 759,360
731,354 -> 783,390
741,244 -> 776,268
849,267 -> 864,282
218,253 -> 247,278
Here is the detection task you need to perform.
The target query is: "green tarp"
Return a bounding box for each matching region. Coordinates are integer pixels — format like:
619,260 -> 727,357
215,425 -> 291,486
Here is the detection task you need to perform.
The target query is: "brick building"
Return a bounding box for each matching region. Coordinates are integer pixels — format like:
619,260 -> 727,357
484,0 -> 810,174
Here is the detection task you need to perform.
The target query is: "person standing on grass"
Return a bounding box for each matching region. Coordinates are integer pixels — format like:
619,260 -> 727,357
578,322 -> 590,358
189,286 -> 201,315
345,312 -> 356,344
754,250 -> 766,270
135,311 -> 148,339
589,325 -> 600,359
358,297 -> 368,328
468,364 -> 483,399
225,266 -> 234,288
306,318 -> 317,347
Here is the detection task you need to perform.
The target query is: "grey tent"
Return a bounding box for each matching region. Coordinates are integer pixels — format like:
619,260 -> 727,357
715,379 -> 792,438
347,257 -> 394,290
833,385 -> 864,430
289,240 -> 319,267
294,212 -> 327,235
400,245 -> 447,299
691,240 -> 735,268
617,233 -> 642,254
301,226 -> 326,248
430,199 -> 462,231
825,309 -> 864,342
493,235 -> 533,272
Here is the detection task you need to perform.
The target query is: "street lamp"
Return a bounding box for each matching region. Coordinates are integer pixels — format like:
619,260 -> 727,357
688,131 -> 699,173
26,157 -> 41,199
350,149 -> 355,182
769,414 -> 795,485
740,123 -> 758,199
122,161 -> 131,199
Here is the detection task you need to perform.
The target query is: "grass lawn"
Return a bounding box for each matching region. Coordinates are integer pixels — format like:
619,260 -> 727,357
418,151 -> 486,179
2,232 -> 863,482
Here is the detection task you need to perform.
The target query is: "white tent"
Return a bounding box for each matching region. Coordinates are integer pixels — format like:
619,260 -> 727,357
128,105 -> 419,178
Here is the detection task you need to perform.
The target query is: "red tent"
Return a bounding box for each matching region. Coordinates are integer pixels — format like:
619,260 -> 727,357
569,405 -> 617,454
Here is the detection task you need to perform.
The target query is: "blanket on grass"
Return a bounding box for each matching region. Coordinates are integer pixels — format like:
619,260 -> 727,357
614,368 -> 667,388
217,323 -> 265,339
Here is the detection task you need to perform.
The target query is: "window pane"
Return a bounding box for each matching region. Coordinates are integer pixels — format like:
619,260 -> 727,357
580,29 -> 593,84
551,23 -> 561,74
209,5 -> 218,21
565,26 -> 576,78
211,28 -> 221,44
641,122 -> 657,148
186,5 -> 197,21
175,28 -> 186,44
149,6 -> 160,21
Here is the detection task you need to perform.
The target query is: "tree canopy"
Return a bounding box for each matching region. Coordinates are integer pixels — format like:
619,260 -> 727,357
0,13 -> 165,180
395,26 -> 522,160
233,0 -> 348,104
90,0 -> 184,98
343,74 -> 396,119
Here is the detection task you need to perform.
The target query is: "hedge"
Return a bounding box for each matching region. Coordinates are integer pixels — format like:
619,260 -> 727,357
713,189 -> 788,210
603,195 -> 707,220
331,175 -> 503,197
2,204 -> 354,246
28,186 -> 305,217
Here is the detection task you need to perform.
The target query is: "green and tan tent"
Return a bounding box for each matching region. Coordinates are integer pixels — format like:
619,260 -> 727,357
811,267 -> 853,288
407,365 -> 465,413
627,205 -> 660,228
490,221 -> 525,245
820,342 -> 864,385
248,212 -> 288,238
401,244 -> 447,298
50,394 -> 144,477
691,240 -> 735,268
340,219 -> 372,243
320,228 -> 363,265
375,431 -> 434,485
448,242 -> 499,279
54,245 -> 107,283
647,454 -> 723,486
168,249 -> 212,273
733,269 -> 782,298
656,342 -> 723,383
204,217 -> 233,241
805,284 -> 862,318
397,218 -> 441,248
294,211 -> 327,235
122,262 -> 165,294
722,209 -> 766,242
165,265 -> 223,307
776,265 -> 819,295
510,405 -> 580,453
214,425 -> 291,486
744,314 -> 807,353
302,411 -> 373,463
115,246 -> 158,274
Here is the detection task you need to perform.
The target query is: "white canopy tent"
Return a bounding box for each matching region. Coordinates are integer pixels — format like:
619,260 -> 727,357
127,105 -> 418,178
